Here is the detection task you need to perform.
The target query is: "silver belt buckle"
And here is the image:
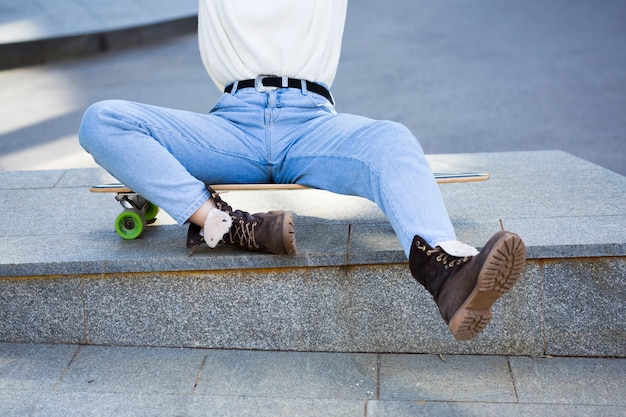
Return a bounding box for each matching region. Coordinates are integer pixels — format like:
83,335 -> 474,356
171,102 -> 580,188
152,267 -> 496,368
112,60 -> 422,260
254,75 -> 278,92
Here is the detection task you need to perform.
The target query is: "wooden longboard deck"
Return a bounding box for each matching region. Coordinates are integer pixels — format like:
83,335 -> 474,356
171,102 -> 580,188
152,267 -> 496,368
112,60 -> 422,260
90,172 -> 489,193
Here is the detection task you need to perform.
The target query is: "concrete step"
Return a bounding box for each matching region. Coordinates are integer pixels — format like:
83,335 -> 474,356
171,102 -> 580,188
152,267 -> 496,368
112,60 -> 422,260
1,151 -> 624,357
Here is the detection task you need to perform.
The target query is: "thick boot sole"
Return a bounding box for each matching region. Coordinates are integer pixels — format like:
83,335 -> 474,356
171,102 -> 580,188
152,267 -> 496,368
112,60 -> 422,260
270,210 -> 297,255
448,232 -> 526,341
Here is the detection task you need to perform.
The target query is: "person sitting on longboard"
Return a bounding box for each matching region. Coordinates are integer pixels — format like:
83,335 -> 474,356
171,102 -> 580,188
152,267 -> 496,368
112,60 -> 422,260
79,0 -> 526,341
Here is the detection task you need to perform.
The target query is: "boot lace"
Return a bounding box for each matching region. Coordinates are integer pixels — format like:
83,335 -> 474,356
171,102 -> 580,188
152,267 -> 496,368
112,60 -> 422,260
229,218 -> 261,250
415,239 -> 471,269
207,186 -> 262,250
429,247 -> 471,269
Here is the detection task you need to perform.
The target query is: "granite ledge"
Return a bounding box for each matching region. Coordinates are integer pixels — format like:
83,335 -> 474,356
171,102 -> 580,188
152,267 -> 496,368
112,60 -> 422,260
0,151 -> 624,277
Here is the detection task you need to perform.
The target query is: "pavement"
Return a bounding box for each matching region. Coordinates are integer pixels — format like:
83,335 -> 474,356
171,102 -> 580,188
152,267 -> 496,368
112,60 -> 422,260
1,342 -> 625,417
0,0 -> 625,416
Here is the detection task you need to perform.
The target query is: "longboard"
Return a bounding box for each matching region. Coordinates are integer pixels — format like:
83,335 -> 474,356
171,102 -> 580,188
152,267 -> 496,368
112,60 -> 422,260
90,172 -> 489,240
90,172 -> 489,194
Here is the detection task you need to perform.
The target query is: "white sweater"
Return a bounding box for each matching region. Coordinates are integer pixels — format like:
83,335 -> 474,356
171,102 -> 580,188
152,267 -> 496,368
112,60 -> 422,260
198,0 -> 347,91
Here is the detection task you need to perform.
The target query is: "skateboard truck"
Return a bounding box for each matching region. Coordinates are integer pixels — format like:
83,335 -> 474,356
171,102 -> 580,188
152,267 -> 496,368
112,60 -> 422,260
115,192 -> 150,213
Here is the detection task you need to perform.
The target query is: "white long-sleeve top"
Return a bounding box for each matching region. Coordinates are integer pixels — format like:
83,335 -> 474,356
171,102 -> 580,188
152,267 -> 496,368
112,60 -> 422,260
198,0 -> 348,91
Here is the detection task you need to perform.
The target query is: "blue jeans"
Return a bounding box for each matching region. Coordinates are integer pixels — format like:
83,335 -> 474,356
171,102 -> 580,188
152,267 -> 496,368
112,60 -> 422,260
79,87 -> 456,257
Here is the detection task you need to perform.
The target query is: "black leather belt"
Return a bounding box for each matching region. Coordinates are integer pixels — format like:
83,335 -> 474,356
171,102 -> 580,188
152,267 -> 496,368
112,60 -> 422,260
224,76 -> 334,105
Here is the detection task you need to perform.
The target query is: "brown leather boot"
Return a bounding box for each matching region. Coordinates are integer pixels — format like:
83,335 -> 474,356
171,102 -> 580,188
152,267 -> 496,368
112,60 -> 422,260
409,231 -> 526,341
187,185 -> 297,255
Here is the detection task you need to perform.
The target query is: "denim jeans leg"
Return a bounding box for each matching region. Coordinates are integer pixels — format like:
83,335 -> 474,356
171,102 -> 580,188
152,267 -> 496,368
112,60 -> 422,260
79,91 -> 457,256
271,95 -> 456,257
78,98 -> 269,224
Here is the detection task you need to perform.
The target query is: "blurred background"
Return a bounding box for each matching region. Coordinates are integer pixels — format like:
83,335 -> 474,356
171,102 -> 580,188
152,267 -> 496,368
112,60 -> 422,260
0,0 -> 624,175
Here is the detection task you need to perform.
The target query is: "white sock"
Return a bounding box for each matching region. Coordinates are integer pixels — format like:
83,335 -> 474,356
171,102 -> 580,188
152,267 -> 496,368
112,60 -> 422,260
438,240 -> 479,257
202,208 -> 232,248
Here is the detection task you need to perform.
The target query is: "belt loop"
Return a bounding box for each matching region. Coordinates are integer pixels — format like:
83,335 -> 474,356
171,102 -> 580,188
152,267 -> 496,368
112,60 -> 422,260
230,80 -> 239,94
300,79 -> 308,95
282,76 -> 289,88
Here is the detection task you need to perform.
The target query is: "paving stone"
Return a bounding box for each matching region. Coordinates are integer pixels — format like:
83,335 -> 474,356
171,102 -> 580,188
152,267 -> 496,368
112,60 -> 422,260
0,390 -> 40,417
54,168 -> 116,188
33,393 -> 366,417
195,350 -> 377,400
509,356 -> 626,406
3,344 -> 626,417
0,169 -> 64,190
366,401 -> 626,417
0,343 -> 76,391
55,345 -> 205,395
378,354 -> 517,403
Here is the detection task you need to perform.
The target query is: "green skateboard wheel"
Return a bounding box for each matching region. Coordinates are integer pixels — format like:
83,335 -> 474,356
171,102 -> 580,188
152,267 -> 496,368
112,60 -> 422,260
115,209 -> 146,240
144,201 -> 159,223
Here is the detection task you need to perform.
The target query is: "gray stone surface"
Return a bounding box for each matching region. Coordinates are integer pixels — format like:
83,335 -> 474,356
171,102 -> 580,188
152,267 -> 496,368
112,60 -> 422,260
0,343 -> 77,391
0,277 -> 84,344
3,343 -> 625,417
428,151 -> 626,259
1,151 -> 624,277
32,394 -> 365,417
0,264 -> 542,355
543,258 -> 626,357
0,390 -> 40,417
380,354 -> 516,403
306,264 -> 543,355
366,401 -> 624,417
194,350 -> 377,399
0,151 -> 624,356
56,345 -> 205,395
509,356 -> 626,406
83,271 -> 310,350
